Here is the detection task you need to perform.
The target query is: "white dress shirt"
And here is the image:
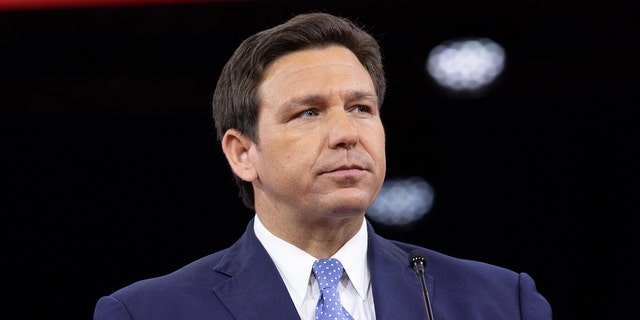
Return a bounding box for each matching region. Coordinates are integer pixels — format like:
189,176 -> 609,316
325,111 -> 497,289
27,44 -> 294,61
253,214 -> 376,319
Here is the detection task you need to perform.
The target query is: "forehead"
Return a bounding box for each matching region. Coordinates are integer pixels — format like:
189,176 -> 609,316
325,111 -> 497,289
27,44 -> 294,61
259,45 -> 375,103
265,45 -> 364,74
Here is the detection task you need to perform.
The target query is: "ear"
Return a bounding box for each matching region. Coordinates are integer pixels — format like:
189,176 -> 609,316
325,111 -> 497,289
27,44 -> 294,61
221,129 -> 258,182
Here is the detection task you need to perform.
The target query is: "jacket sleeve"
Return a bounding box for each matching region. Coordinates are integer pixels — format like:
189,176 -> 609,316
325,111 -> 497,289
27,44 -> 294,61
93,296 -> 133,320
519,272 -> 553,320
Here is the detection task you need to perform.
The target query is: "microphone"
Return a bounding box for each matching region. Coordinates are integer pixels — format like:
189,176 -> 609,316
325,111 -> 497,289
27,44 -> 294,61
409,250 -> 435,320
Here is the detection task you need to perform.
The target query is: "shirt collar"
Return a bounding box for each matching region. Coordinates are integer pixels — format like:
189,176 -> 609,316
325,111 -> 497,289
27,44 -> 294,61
253,214 -> 369,307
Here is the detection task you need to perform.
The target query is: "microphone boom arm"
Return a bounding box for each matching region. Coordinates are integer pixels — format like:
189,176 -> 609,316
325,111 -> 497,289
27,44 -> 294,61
409,251 -> 435,320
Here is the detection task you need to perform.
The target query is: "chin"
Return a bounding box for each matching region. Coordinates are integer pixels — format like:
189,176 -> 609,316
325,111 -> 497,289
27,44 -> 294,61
318,189 -> 375,214
334,205 -> 367,215
328,199 -> 370,216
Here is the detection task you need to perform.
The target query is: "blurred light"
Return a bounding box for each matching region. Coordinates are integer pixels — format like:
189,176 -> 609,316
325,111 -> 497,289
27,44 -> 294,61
426,37 -> 505,93
366,176 -> 435,227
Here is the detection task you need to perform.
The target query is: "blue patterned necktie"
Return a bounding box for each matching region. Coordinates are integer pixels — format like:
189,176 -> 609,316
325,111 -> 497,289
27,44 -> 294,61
312,258 -> 355,320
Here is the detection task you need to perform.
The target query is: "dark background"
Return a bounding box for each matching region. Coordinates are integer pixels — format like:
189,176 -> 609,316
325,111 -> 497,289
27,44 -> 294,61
2,0 -> 636,318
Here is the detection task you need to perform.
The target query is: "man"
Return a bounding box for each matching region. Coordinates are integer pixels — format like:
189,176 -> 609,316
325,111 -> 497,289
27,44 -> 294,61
94,12 -> 552,319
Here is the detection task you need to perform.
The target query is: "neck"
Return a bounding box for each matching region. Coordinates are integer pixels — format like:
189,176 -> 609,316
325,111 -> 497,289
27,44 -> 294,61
256,211 -> 364,259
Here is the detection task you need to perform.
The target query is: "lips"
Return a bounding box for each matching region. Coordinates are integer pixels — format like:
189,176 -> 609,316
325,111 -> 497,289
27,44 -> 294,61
319,165 -> 369,182
331,164 -> 365,172
318,151 -> 374,175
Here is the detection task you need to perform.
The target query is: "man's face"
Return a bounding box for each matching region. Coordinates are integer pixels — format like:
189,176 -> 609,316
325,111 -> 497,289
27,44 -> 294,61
250,45 -> 386,219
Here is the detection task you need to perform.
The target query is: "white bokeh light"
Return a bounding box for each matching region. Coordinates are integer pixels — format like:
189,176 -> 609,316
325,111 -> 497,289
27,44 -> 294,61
366,176 -> 435,226
427,37 -> 505,92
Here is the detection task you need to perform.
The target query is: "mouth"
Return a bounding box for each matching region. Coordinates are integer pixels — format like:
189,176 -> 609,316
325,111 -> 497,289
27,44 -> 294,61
318,152 -> 374,177
322,164 -> 368,181
332,164 -> 365,172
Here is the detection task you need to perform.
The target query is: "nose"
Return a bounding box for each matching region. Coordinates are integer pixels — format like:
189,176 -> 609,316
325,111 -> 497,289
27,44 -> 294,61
328,110 -> 359,150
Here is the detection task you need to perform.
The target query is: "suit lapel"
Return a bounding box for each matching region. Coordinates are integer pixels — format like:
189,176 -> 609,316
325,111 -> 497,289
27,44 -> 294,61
210,219 -> 435,319
211,219 -> 301,320
368,222 -> 435,319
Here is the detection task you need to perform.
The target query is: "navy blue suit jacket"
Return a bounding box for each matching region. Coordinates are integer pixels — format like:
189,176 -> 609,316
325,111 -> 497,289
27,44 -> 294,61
94,218 -> 552,319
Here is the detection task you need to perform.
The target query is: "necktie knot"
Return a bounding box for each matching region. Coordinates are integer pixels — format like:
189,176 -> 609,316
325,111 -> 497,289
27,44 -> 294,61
312,258 -> 354,320
312,258 -> 344,290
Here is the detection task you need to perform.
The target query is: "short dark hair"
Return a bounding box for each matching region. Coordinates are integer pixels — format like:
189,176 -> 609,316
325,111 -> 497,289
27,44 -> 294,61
212,12 -> 386,209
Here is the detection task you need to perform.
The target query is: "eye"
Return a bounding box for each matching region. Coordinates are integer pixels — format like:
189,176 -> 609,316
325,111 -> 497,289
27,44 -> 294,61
298,109 -> 318,118
352,104 -> 374,114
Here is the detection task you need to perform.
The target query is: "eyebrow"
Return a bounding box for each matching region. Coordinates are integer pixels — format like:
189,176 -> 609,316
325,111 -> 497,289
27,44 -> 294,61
285,91 -> 378,109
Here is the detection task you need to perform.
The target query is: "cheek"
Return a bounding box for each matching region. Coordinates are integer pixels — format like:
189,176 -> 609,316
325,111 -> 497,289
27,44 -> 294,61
375,145 -> 387,172
370,128 -> 387,163
259,138 -> 309,171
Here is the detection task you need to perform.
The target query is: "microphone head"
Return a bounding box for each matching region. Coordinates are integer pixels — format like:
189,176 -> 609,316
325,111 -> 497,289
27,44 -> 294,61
408,249 -> 426,271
